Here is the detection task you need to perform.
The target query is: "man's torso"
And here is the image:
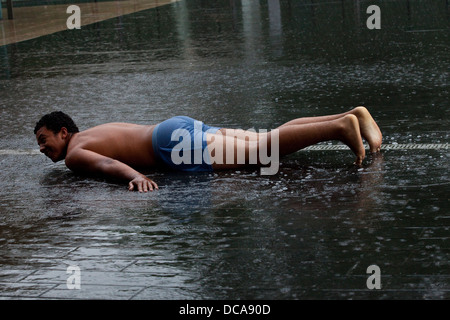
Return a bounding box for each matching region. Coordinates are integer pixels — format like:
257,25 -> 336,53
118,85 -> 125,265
67,123 -> 159,168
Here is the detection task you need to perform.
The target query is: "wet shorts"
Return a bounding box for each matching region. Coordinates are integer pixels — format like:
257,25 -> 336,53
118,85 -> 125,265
152,116 -> 221,172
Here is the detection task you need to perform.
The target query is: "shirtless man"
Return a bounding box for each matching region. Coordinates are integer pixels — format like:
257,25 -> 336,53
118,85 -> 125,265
34,107 -> 382,192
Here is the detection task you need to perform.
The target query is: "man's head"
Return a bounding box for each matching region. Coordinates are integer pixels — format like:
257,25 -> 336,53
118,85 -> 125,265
34,111 -> 79,162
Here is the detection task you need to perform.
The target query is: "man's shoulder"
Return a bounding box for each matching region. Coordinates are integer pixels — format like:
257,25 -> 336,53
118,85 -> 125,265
64,145 -> 109,173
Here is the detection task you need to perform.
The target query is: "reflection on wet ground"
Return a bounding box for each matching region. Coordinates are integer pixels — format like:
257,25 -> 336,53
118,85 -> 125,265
0,0 -> 449,299
0,0 -> 180,46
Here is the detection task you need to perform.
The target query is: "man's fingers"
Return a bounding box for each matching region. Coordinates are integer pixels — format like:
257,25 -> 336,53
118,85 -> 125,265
143,180 -> 158,192
128,177 -> 158,192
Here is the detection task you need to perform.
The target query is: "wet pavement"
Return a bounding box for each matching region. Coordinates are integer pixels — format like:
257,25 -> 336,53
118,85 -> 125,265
0,0 -> 449,299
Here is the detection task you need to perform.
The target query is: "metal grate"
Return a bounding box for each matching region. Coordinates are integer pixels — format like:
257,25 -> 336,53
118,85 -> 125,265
304,143 -> 449,151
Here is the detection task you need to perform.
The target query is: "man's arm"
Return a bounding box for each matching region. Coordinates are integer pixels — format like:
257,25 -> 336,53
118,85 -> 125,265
65,148 -> 158,192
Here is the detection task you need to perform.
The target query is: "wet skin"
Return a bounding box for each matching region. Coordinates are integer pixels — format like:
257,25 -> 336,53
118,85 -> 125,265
36,123 -> 160,192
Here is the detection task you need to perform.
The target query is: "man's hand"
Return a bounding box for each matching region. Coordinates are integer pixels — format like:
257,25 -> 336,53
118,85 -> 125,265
128,175 -> 159,192
65,148 -> 159,192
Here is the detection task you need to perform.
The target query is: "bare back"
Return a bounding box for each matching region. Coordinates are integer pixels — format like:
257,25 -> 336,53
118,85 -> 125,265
67,123 -> 158,168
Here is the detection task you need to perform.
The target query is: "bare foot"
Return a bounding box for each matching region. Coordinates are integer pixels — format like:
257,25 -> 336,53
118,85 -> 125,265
338,114 -> 366,165
351,106 -> 382,153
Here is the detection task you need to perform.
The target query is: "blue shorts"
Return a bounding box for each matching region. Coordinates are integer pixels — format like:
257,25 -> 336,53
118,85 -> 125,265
152,116 -> 221,172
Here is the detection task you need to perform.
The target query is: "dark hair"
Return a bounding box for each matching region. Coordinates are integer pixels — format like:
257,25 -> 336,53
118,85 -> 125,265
34,111 -> 79,135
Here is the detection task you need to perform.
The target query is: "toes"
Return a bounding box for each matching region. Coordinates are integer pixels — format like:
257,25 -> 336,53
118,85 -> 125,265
371,146 -> 381,153
354,156 -> 364,166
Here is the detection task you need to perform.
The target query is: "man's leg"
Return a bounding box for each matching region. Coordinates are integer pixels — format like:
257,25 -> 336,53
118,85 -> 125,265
276,115 -> 365,162
277,106 -> 382,153
216,106 -> 381,153
208,114 -> 366,170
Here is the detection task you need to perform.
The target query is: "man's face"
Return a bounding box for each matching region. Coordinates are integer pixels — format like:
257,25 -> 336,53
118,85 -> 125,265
36,126 -> 67,162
